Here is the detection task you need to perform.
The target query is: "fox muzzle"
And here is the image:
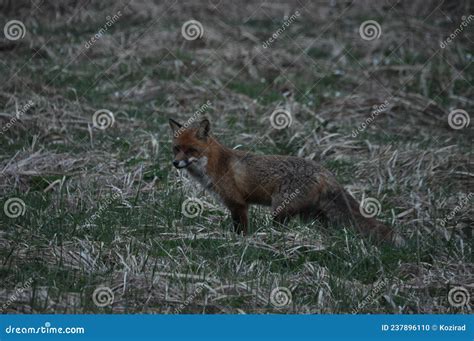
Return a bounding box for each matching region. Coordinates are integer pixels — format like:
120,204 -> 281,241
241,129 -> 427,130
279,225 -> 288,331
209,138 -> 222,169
173,160 -> 190,169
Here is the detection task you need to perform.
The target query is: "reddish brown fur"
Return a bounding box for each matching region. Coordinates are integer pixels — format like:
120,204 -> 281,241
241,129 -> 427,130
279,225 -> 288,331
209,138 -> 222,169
170,118 -> 399,245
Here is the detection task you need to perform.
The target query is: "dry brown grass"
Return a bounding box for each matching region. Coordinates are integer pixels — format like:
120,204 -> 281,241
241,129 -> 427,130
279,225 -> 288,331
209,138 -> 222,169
0,0 -> 472,314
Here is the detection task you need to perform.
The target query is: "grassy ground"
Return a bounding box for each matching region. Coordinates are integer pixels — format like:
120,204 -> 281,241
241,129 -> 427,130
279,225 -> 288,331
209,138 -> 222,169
0,0 -> 472,314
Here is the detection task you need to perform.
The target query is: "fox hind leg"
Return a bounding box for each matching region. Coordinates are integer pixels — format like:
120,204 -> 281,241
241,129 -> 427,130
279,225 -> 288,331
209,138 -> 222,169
299,207 -> 327,225
271,195 -> 298,226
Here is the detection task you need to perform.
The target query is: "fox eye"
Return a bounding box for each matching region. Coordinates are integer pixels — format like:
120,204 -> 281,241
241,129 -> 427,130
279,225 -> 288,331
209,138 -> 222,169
173,146 -> 181,153
187,147 -> 198,154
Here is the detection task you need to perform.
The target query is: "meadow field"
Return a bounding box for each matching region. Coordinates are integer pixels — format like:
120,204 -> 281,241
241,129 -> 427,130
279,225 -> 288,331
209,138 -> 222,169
0,0 -> 472,313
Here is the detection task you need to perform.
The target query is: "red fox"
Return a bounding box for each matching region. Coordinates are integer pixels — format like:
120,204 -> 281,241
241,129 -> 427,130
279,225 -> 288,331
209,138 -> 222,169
170,118 -> 402,245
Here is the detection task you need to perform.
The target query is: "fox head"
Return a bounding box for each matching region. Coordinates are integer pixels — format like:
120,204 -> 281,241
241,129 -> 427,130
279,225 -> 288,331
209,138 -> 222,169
169,118 -> 211,169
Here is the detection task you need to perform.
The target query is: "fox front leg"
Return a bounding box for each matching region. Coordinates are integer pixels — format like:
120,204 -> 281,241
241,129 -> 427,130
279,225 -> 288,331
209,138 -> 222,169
229,204 -> 248,235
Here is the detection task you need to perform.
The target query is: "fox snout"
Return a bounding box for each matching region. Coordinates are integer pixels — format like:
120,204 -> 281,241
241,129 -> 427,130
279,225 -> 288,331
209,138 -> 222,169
173,159 -> 190,169
173,156 -> 198,169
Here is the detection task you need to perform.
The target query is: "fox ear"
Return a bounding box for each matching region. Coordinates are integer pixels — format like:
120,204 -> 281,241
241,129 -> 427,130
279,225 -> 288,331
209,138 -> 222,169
169,119 -> 182,134
196,118 -> 210,140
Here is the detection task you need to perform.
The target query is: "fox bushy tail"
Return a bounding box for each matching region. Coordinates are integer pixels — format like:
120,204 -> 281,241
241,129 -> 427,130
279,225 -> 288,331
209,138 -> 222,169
320,188 -> 403,245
